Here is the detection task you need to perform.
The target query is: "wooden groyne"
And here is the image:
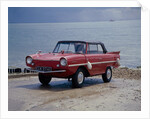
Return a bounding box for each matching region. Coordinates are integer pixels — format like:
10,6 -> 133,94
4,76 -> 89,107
8,66 -> 36,74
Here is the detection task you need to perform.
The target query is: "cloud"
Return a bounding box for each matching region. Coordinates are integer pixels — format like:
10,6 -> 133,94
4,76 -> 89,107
78,7 -> 141,21
8,7 -> 141,23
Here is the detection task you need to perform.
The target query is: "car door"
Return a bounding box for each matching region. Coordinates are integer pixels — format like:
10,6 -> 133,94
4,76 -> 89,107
85,43 -> 103,75
96,44 -> 107,74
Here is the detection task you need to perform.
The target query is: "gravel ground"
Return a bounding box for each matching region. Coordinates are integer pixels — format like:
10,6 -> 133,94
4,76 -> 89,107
112,67 -> 141,80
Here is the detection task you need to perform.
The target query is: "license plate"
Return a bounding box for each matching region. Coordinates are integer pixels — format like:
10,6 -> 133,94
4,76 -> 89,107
36,67 -> 52,71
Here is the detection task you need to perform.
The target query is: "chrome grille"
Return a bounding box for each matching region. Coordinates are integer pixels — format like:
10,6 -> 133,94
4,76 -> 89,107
36,66 -> 52,71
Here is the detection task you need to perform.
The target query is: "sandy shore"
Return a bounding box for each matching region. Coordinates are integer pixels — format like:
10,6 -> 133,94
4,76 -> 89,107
8,67 -> 141,111
8,76 -> 141,111
8,67 -> 141,80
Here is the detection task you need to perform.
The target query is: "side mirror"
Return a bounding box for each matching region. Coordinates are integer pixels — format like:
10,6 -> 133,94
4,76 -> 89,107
36,50 -> 42,54
61,50 -> 64,54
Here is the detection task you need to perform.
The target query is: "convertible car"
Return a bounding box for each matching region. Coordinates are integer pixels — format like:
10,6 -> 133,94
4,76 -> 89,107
26,41 -> 120,88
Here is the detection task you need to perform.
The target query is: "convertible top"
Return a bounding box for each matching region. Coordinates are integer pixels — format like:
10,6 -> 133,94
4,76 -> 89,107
58,40 -> 107,53
58,40 -> 103,44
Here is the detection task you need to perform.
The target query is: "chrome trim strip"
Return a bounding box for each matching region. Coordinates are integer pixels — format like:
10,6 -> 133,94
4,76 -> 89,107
34,59 -> 59,61
68,61 -> 116,67
28,69 -> 66,73
68,63 -> 88,67
91,61 -> 116,65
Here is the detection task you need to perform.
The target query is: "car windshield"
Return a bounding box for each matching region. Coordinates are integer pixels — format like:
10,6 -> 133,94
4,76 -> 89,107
53,42 -> 86,54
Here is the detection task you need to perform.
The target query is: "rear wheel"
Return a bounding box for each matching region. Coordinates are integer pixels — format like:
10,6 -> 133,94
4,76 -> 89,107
72,68 -> 85,88
102,67 -> 112,83
38,73 -> 52,85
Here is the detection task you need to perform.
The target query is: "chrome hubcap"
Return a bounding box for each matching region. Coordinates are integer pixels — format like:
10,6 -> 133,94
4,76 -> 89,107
78,72 -> 84,84
107,69 -> 111,79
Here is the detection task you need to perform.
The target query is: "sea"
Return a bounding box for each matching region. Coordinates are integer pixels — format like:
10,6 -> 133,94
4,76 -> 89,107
8,20 -> 141,69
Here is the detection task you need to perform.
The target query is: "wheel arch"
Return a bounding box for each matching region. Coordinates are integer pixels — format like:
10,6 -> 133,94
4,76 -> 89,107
77,66 -> 90,77
105,65 -> 113,70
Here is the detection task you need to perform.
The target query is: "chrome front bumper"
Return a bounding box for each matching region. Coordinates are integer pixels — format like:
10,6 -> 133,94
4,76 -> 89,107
28,68 -> 66,73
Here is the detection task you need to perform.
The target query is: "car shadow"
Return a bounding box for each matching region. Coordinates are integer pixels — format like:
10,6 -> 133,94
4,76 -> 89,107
16,78 -> 113,92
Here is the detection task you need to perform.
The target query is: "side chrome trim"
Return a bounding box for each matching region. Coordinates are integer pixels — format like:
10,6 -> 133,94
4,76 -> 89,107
28,69 -> 66,73
68,60 -> 116,67
34,59 -> 59,61
91,61 -> 116,65
68,63 -> 88,67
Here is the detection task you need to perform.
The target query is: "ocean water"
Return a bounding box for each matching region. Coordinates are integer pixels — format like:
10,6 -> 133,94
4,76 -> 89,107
8,20 -> 141,68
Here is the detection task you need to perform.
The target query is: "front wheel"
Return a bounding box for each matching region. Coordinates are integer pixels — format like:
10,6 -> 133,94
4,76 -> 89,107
102,67 -> 112,83
38,73 -> 52,85
72,68 -> 85,88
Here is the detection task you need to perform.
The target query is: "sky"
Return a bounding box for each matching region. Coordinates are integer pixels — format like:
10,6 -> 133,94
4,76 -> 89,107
8,7 -> 141,23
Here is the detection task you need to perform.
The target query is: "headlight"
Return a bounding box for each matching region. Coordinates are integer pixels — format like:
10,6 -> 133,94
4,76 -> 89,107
60,58 -> 67,66
26,57 -> 32,64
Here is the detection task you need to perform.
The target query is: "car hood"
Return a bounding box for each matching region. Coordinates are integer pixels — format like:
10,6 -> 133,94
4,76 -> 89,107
29,53 -> 77,61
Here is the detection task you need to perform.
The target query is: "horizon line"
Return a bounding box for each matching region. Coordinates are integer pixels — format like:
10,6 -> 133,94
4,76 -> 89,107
8,19 -> 140,24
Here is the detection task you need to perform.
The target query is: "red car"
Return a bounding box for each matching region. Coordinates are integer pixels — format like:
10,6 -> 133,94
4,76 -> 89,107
26,41 -> 120,88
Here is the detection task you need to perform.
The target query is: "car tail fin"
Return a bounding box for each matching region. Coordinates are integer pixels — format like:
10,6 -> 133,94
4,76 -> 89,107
107,51 -> 120,55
